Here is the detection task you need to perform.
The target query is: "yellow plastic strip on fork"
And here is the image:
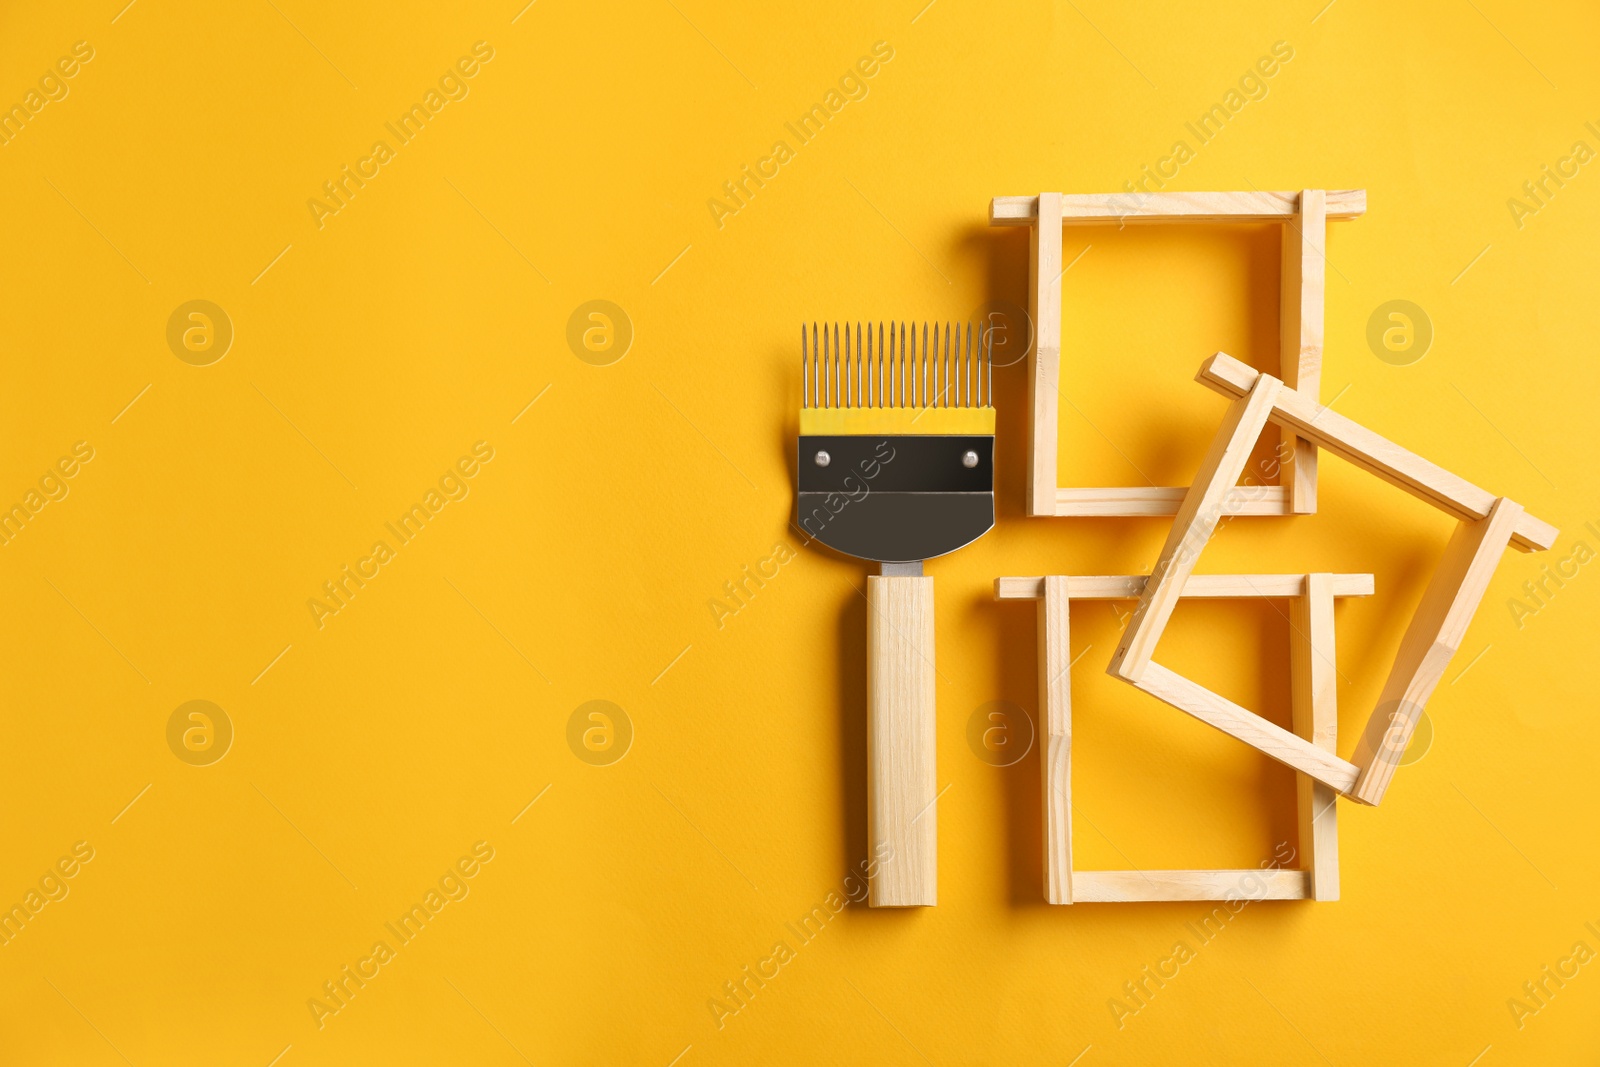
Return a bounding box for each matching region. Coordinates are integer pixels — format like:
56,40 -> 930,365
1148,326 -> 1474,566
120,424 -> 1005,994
799,407 -> 995,436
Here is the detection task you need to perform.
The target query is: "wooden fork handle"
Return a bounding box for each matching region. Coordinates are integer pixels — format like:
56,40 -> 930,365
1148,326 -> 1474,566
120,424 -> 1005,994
866,574 -> 937,906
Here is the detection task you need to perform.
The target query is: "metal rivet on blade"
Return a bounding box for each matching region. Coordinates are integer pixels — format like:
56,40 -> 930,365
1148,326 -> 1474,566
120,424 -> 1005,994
962,450 -> 979,468
814,451 -> 831,467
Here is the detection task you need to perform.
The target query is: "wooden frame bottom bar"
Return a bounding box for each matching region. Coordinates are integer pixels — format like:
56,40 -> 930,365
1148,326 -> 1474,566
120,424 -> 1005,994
1072,869 -> 1310,903
1055,486 -> 1290,517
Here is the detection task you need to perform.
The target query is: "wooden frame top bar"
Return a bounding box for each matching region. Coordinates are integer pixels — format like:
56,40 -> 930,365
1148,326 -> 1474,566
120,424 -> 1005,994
990,190 -> 1367,226
1197,352 -> 1557,552
995,574 -> 1374,601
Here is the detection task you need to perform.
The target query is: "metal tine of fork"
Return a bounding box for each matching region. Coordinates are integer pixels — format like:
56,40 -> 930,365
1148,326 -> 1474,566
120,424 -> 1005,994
915,321 -> 928,409
896,321 -> 904,408
896,321 -> 908,409
941,322 -> 948,407
857,321 -> 870,409
801,324 -> 808,408
858,323 -> 866,407
833,322 -> 840,407
899,321 -> 906,407
806,321 -> 819,409
864,322 -> 872,408
849,323 -> 856,408
877,321 -> 883,407
934,321 -> 947,409
921,323 -> 928,409
888,322 -> 895,407
844,321 -> 857,409
844,323 -> 852,408
813,322 -> 821,407
832,321 -> 839,408
884,322 -> 890,407
888,322 -> 896,407
821,322 -> 829,408
857,322 -> 864,407
965,322 -> 972,408
956,322 -> 963,407
872,322 -> 879,407
939,322 -> 946,407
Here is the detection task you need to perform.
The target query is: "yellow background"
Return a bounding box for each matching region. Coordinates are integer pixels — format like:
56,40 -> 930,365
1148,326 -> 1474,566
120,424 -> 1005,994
1,0 -> 1596,1063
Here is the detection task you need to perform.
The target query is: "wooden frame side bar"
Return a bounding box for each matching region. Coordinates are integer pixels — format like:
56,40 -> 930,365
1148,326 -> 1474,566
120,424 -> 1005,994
1038,577 -> 1072,904
1108,375 -> 1282,682
1027,192 -> 1063,517
990,190 -> 1368,226
1281,190 -> 1326,514
1349,499 -> 1524,805
1198,353 -> 1558,551
1292,573 -> 1340,900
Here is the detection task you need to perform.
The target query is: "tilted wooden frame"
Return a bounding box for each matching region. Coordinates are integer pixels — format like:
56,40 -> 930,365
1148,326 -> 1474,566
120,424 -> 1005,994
1106,354 -> 1559,807
989,190 -> 1366,518
995,573 -> 1365,903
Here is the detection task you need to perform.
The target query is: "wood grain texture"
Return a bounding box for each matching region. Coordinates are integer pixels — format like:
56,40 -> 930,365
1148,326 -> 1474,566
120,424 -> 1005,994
1027,192 -> 1063,517
1281,189 -> 1327,514
1132,663 -> 1361,795
1038,576 -> 1072,905
1054,485 -> 1289,517
1291,573 -> 1340,900
989,190 -> 1368,225
1349,499 -> 1524,805
1071,869 -> 1310,902
994,574 -> 1375,601
866,574 -> 937,906
1107,375 -> 1282,682
1197,353 -> 1558,551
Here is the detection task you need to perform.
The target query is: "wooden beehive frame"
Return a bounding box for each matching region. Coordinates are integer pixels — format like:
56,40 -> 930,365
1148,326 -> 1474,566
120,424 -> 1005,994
989,190 -> 1366,518
995,573 -> 1364,903
1106,354 -> 1558,807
